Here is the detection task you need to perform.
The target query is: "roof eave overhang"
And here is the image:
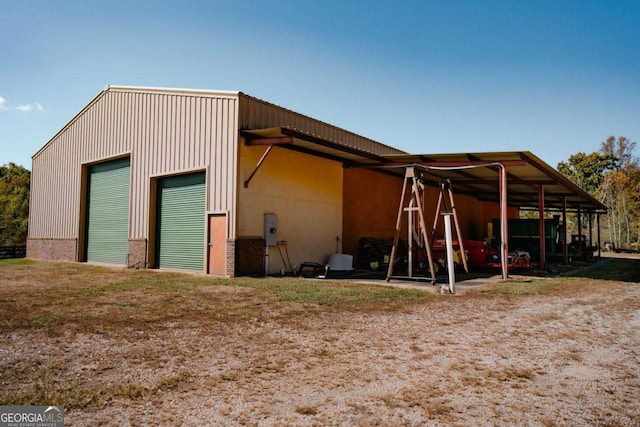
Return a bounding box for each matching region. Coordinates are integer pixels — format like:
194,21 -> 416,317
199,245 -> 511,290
241,129 -> 607,214
241,127 -> 391,164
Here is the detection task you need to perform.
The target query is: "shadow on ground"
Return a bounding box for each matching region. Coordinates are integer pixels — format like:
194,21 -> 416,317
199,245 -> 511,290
317,255 -> 640,287
562,256 -> 640,283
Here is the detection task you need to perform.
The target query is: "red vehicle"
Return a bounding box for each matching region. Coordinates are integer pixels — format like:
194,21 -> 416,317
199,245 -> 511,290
418,239 -> 491,272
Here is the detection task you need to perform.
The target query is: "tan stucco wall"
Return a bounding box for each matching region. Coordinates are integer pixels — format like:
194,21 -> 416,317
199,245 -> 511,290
238,143 -> 343,274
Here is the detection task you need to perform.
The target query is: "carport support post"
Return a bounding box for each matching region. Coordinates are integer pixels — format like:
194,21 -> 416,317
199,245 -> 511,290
597,213 -> 602,257
562,196 -> 569,265
577,203 -> 583,255
538,185 -> 546,270
588,211 -> 593,251
499,165 -> 509,280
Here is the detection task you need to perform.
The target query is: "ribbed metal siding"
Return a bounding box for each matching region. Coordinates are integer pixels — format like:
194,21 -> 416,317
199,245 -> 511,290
86,158 -> 130,264
156,172 -> 206,270
238,94 -> 405,156
29,120 -> 86,239
29,87 -> 239,242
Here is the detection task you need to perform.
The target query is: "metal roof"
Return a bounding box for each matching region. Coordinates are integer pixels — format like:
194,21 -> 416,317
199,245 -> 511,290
106,85 -> 241,98
242,128 -> 607,213
377,152 -> 607,213
34,85 -> 606,213
241,126 -> 395,163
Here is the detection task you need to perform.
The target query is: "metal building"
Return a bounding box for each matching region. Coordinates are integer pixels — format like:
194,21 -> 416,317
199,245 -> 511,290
28,85 -> 607,277
27,86 -> 404,276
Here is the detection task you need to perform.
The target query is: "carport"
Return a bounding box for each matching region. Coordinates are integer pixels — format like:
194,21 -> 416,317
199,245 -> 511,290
241,128 -> 607,279
356,151 -> 608,279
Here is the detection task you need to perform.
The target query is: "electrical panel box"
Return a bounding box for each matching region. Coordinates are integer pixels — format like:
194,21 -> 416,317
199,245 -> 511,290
264,213 -> 277,246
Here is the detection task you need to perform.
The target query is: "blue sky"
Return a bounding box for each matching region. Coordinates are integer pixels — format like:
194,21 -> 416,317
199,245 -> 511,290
1,0 -> 638,170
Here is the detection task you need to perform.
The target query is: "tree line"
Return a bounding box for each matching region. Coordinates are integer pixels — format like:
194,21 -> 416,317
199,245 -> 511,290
0,137 -> 637,250
0,163 -> 30,246
557,136 -> 640,250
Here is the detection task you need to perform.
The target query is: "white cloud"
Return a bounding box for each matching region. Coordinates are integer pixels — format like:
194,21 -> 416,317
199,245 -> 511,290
14,102 -> 44,112
0,97 -> 44,112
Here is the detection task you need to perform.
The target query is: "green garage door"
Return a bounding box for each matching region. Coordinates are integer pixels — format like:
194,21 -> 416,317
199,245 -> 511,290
156,172 -> 206,270
86,157 -> 131,264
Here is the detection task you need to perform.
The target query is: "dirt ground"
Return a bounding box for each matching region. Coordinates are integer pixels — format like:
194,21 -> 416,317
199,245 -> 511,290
1,256 -> 639,426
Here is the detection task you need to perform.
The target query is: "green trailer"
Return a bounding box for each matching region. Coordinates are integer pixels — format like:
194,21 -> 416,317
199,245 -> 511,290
491,218 -> 561,262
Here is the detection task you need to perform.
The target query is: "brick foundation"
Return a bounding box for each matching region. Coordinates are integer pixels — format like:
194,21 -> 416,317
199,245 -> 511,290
233,236 -> 265,277
128,239 -> 148,269
225,239 -> 235,277
27,236 -> 268,277
27,238 -> 77,261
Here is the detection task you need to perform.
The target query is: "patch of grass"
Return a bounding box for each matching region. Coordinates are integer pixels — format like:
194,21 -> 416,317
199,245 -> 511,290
1,259 -> 637,425
155,371 -> 194,391
472,278 -> 565,296
110,383 -> 149,400
11,263 -> 433,312
426,401 -> 454,417
287,280 -> 425,306
379,393 -> 403,408
487,366 -> 535,382
238,277 -> 433,309
550,329 -> 582,341
88,271 -> 206,294
533,311 -> 563,322
0,261 -> 126,291
566,346 -> 584,362
0,258 -> 37,267
0,262 -> 440,414
469,257 -> 640,298
33,315 -> 57,325
295,405 -> 319,415
219,372 -> 238,382
1,365 -> 195,410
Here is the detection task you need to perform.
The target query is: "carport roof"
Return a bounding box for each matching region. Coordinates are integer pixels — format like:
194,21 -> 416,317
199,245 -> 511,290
242,127 -> 607,213
377,152 -> 608,213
